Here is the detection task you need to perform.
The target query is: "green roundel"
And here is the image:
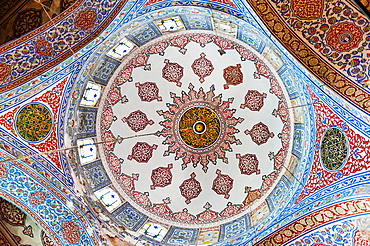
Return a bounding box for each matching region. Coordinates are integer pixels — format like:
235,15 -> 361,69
320,127 -> 348,171
16,103 -> 52,142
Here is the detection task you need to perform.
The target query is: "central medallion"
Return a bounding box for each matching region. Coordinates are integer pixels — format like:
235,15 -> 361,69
179,107 -> 220,148
157,84 -> 243,172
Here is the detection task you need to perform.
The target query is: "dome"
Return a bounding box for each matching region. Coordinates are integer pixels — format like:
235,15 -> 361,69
73,8 -> 312,245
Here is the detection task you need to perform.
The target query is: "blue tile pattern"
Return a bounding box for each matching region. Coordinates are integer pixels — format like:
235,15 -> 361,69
292,123 -> 304,158
127,22 -> 162,46
82,160 -> 111,191
163,227 -> 199,245
266,175 -> 290,210
219,215 -> 250,241
113,202 -> 148,231
77,107 -> 97,139
181,14 -> 213,30
93,57 -> 121,85
237,27 -> 265,53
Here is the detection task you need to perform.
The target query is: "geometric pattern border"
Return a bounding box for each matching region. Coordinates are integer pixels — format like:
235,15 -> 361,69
112,202 -> 148,231
163,226 -> 199,245
219,215 -> 250,241
81,159 -> 111,191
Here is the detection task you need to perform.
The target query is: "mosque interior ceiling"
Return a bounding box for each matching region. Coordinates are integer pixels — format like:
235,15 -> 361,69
0,0 -> 369,245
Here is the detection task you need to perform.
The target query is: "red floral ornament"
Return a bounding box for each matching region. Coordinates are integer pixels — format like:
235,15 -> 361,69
35,40 -> 53,57
74,8 -> 97,30
179,172 -> 202,204
0,64 -> 11,82
61,221 -> 80,244
29,191 -> 46,205
326,22 -> 363,52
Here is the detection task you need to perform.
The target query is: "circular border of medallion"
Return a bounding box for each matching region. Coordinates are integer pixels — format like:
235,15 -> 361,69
15,103 -> 53,143
179,106 -> 221,148
96,30 -> 297,229
175,102 -> 225,152
320,127 -> 348,172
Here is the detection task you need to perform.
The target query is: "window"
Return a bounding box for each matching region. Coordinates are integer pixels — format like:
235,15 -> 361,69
107,38 -> 134,60
80,82 -> 102,106
138,222 -> 168,241
213,18 -> 238,37
94,187 -> 122,212
156,16 -> 184,32
77,138 -> 97,164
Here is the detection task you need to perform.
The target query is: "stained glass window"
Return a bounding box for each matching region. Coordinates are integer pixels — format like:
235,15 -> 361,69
80,82 -> 101,106
77,138 -> 97,164
107,38 -> 134,60
213,18 -> 238,37
138,222 -> 167,241
156,16 -> 184,32
94,187 -> 122,212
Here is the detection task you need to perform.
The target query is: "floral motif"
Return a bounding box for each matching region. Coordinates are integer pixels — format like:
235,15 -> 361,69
135,82 -> 162,102
211,169 -> 234,199
122,110 -> 154,132
245,122 -> 274,146
157,84 -> 243,172
35,40 -> 53,57
240,90 -> 267,111
291,0 -> 324,19
169,35 -> 190,54
260,171 -> 278,191
148,41 -> 169,55
223,64 -> 243,89
236,153 -> 261,175
16,103 -> 52,142
116,66 -> 133,85
0,163 -> 7,179
101,106 -> 115,130
106,85 -> 127,106
197,203 -> 218,222
74,8 -> 97,30
107,152 -> 122,173
29,191 -> 46,205
0,64 -> 11,82
150,164 -> 173,190
326,22 -> 363,52
191,53 -> 214,83
354,230 -> 370,246
61,221 -> 80,244
179,172 -> 202,204
243,187 -> 261,206
220,203 -> 243,217
162,59 -> 184,87
127,142 -> 158,163
132,192 -> 151,207
0,198 -> 26,226
172,208 -> 195,221
41,231 -> 55,246
191,34 -> 213,46
23,225 -> 33,237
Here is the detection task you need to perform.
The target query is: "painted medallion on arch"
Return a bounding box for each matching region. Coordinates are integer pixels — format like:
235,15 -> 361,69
15,103 -> 52,142
320,127 -> 348,171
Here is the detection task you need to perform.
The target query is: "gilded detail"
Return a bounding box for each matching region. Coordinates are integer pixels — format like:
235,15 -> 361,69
16,103 -> 52,142
179,107 -> 220,148
320,127 -> 348,171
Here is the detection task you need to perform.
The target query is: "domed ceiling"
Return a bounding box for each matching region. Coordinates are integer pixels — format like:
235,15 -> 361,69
0,0 -> 369,245
73,7 -> 312,244
98,31 -> 294,227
